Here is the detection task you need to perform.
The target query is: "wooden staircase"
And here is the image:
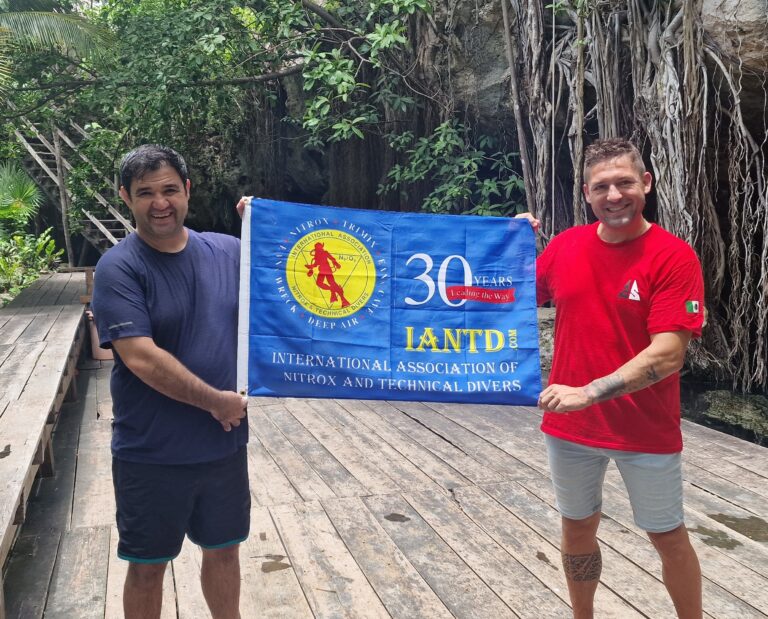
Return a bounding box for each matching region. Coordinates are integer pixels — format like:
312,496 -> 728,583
13,115 -> 134,254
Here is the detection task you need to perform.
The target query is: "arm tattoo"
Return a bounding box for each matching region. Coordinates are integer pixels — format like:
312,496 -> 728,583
562,549 -> 602,582
584,373 -> 626,403
645,365 -> 659,382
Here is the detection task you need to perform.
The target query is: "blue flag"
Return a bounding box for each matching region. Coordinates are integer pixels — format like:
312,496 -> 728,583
238,198 -> 541,405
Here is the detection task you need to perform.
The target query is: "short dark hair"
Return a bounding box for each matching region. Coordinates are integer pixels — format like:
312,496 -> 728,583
119,144 -> 189,195
583,138 -> 645,182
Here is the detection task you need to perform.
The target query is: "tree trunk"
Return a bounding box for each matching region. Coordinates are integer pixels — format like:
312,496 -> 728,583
52,127 -> 74,268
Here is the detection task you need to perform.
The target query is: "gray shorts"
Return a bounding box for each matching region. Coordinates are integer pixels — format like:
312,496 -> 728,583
545,434 -> 684,533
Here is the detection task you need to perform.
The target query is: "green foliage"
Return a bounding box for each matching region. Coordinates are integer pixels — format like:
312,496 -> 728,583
67,0 -> 272,177
299,0 -> 431,145
8,0 -> 444,216
0,227 -> 63,298
0,0 -> 112,96
380,120 -> 526,216
64,122 -> 123,232
0,122 -> 22,160
0,161 -> 41,229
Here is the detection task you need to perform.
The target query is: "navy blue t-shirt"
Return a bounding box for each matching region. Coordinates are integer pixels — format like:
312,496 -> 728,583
92,229 -> 247,464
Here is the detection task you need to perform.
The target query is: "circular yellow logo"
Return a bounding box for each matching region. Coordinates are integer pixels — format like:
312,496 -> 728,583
286,229 -> 375,318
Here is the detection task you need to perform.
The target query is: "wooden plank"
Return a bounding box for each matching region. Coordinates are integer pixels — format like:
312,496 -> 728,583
448,486 -> 570,604
10,275 -> 73,344
82,209 -> 118,245
0,341 -> 47,404
53,274 -> 78,304
96,362 -> 114,420
173,541 -> 212,618
247,440 -> 303,507
682,419 -> 768,458
45,525 -> 110,618
336,399 -> 472,490
526,473 -> 767,618
403,488 -> 572,618
454,485 -> 641,618
0,276 -> 67,344
3,530 -> 63,619
305,398 -> 444,493
682,480 -> 768,544
600,469 -> 768,579
683,461 -> 768,518
282,399 -> 401,495
14,403 -> 80,537
686,459 -> 768,499
70,431 -> 114,528
0,344 -> 14,368
104,526 -> 177,619
425,401 -> 551,475
262,403 -> 369,497
366,399 -> 508,484
18,325 -> 83,409
17,306 -> 64,344
0,289 -> 85,568
45,298 -> 86,342
323,496 -> 453,619
0,397 -> 54,568
483,480 -> 679,618
0,277 -> 47,330
13,129 -> 59,184
248,408 -> 336,501
389,400 -> 542,480
240,505 -> 313,618
0,317 -> 33,348
29,273 -> 70,309
363,493 -> 517,618
270,500 -> 391,618
722,453 -> 768,478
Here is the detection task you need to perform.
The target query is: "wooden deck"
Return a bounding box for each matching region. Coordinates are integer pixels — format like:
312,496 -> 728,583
0,273 -> 86,618
4,362 -> 768,617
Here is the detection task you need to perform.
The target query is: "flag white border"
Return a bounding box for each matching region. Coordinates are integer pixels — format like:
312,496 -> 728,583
236,199 -> 252,394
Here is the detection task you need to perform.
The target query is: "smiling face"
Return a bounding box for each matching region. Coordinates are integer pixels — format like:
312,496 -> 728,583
119,164 -> 190,252
583,154 -> 653,243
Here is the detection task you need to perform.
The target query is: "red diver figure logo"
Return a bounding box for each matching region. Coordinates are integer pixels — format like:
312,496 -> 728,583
305,242 -> 350,308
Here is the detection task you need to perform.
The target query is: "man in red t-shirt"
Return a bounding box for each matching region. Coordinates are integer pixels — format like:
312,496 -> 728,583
518,138 -> 704,618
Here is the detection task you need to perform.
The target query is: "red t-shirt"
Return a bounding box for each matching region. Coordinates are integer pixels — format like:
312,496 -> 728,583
537,223 -> 704,453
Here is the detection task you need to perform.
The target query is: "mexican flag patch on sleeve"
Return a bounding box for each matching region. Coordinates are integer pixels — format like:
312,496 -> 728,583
685,300 -> 700,313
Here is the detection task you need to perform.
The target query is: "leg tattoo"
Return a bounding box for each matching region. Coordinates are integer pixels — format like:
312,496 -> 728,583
562,549 -> 602,582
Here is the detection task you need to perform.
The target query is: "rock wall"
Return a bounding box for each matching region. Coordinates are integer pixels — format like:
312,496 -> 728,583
417,1 -> 768,135
703,0 -> 768,71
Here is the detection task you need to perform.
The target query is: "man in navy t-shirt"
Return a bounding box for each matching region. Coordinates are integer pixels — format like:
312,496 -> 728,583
92,144 -> 249,619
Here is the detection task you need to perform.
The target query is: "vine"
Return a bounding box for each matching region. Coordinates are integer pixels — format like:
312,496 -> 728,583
502,0 -> 767,391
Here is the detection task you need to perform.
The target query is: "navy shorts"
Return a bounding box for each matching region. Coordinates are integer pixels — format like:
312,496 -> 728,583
112,446 -> 250,563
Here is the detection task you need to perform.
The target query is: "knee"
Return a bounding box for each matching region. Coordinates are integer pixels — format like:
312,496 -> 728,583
562,512 -> 601,546
648,524 -> 692,558
127,562 -> 167,589
202,544 -> 240,567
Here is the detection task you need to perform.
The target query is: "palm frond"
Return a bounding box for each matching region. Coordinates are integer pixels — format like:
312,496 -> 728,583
0,27 -> 12,96
0,11 -> 112,59
0,162 -> 42,226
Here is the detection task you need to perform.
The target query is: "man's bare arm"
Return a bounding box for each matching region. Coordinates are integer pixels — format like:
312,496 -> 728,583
112,336 -> 246,431
538,331 -> 691,413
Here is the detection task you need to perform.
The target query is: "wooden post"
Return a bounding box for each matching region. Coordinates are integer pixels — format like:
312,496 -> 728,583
52,126 -> 75,268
